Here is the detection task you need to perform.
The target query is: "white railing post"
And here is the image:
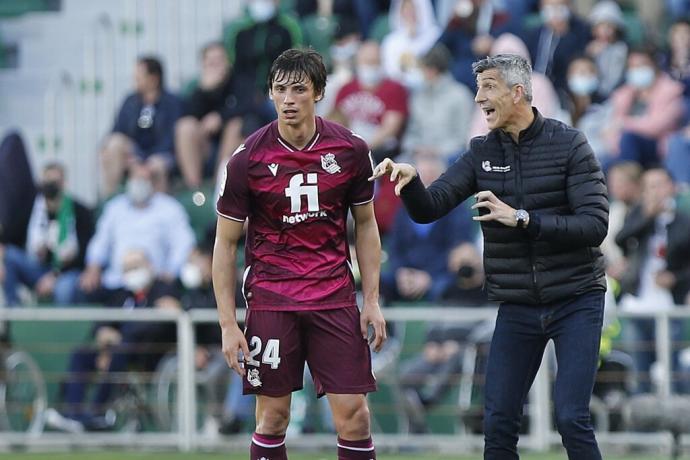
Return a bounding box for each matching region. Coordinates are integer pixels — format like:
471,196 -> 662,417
656,311 -> 673,397
176,311 -> 196,452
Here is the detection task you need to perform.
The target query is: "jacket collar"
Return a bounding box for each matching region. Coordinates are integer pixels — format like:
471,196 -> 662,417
497,107 -> 544,144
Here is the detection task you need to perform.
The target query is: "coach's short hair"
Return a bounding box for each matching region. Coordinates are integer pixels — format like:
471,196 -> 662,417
267,48 -> 328,99
472,54 -> 533,103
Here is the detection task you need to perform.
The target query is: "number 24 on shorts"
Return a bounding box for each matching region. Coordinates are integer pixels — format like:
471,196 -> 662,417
246,336 -> 281,369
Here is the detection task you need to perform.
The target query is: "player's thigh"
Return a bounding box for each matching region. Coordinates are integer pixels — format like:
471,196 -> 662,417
243,310 -> 306,397
305,307 -> 376,395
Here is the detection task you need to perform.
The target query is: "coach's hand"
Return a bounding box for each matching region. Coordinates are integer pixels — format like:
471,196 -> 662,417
221,323 -> 250,377
361,303 -> 387,353
471,190 -> 519,227
369,158 -> 417,196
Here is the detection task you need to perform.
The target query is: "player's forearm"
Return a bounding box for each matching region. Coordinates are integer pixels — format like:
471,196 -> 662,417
355,217 -> 382,306
212,238 -> 239,329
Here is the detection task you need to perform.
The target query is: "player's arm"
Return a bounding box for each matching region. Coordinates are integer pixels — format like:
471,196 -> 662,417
351,202 -> 387,352
212,216 -> 250,376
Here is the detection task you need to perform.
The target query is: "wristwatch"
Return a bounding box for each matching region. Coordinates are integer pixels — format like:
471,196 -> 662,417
515,209 -> 529,228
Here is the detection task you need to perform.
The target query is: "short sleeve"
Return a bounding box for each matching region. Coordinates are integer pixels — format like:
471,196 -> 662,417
216,145 -> 250,221
348,134 -> 375,206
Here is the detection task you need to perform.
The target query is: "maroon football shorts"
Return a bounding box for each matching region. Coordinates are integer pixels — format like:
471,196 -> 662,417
241,306 -> 377,397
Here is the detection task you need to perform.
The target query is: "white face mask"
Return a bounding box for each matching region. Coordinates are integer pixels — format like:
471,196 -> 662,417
357,65 -> 383,87
180,263 -> 203,290
123,267 -> 153,293
248,0 -> 276,23
127,178 -> 153,205
568,74 -> 599,96
541,4 -> 571,23
626,66 -> 655,89
403,68 -> 426,91
331,41 -> 359,64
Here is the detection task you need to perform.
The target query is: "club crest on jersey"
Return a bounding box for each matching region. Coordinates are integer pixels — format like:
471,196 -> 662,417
482,160 -> 510,173
321,153 -> 341,174
247,368 -> 262,387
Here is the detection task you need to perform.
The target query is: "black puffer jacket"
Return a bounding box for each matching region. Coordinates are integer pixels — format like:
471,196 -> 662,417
400,109 -> 608,305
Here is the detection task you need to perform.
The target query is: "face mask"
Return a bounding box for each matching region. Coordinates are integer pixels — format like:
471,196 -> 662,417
357,65 -> 383,87
126,178 -> 153,205
568,74 -> 599,96
248,0 -> 276,23
330,41 -> 359,64
541,4 -> 571,23
42,181 -> 62,200
403,68 -> 426,91
123,267 -> 153,293
626,66 -> 655,89
180,263 -> 203,290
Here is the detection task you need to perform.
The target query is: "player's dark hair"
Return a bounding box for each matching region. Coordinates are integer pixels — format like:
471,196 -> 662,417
267,48 -> 327,99
137,56 -> 164,88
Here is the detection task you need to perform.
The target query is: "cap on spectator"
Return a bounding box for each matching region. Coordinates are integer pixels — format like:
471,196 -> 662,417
589,1 -> 625,28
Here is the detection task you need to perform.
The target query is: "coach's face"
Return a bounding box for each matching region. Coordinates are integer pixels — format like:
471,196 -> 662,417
270,72 -> 322,127
475,68 -> 519,131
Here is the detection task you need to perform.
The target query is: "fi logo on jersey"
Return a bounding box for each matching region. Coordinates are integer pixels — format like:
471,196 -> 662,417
283,173 -> 327,224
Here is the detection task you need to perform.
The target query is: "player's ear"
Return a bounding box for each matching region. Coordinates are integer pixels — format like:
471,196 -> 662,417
268,91 -> 274,101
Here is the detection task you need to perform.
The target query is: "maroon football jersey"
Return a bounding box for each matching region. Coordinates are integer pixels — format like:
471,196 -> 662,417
217,117 -> 374,311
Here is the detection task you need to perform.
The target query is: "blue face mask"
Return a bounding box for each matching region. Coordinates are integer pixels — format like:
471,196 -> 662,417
568,74 -> 599,96
626,66 -> 655,89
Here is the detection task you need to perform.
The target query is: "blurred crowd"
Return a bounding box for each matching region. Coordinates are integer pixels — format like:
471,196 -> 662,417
1,0 -> 690,435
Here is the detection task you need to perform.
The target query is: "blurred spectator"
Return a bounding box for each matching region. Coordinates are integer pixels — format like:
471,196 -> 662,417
331,40 -> 408,162
380,152 -> 475,303
401,43 -> 474,162
664,18 -> 690,97
616,168 -> 690,392
79,162 -> 195,299
563,55 -> 613,163
468,33 -> 566,139
0,131 -> 36,249
380,0 -> 441,86
2,162 -> 93,306
45,249 -> 182,432
524,0 -> 591,98
176,43 -> 244,191
299,0 -> 359,70
665,123 -> 690,188
399,241 -> 489,433
437,0 -> 514,92
223,0 -> 302,141
316,17 -> 362,118
100,56 -> 183,197
605,47 -> 685,168
585,0 -> 628,97
666,0 -> 690,22
601,161 -> 642,281
296,0 -> 390,39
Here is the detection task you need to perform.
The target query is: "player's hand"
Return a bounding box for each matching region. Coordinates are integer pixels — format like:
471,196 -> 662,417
221,323 -> 250,377
361,303 -> 387,353
471,190 -> 518,227
368,158 -> 417,196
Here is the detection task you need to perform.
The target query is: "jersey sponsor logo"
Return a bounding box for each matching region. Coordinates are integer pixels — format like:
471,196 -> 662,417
282,173 -> 328,224
268,163 -> 279,176
482,160 -> 510,173
285,173 -> 319,213
320,153 -> 341,174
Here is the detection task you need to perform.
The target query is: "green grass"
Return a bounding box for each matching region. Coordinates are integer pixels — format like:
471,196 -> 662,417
0,452 -> 669,460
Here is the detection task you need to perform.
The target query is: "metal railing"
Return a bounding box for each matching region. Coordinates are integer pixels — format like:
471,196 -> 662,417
1,305 -> 689,455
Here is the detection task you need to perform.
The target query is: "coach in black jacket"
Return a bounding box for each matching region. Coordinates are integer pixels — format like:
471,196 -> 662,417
371,54 -> 608,459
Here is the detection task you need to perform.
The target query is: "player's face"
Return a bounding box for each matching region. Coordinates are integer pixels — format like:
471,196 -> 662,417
270,73 -> 320,127
475,69 -> 517,131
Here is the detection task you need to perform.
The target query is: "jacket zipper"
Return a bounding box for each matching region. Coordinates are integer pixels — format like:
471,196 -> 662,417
513,141 -> 540,303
